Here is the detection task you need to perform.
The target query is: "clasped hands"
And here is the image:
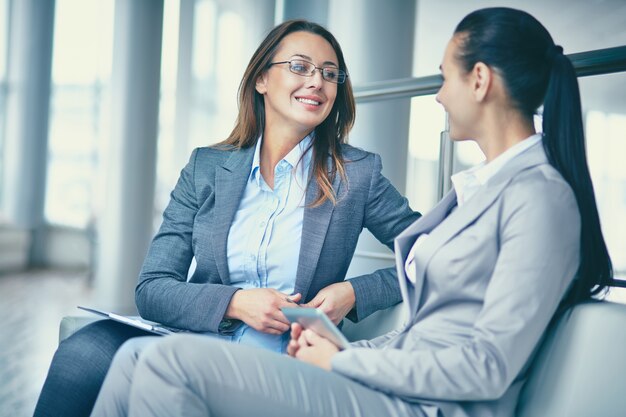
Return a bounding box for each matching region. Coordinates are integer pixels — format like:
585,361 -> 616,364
225,281 -> 354,369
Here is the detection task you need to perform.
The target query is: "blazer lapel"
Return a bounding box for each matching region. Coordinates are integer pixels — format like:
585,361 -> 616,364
394,190 -> 457,317
293,168 -> 340,301
406,142 -> 549,315
211,147 -> 255,284
410,185 -> 505,291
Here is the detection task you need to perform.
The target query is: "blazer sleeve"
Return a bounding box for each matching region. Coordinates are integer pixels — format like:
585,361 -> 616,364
348,153 -> 421,321
135,149 -> 239,333
332,177 -> 581,401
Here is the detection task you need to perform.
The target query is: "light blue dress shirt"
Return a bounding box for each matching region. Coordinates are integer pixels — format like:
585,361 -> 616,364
224,134 -> 313,353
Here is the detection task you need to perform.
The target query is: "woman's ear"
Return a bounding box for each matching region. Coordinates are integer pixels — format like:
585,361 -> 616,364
471,62 -> 492,102
255,73 -> 268,94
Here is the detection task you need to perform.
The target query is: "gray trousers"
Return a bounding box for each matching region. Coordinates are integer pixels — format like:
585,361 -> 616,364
90,335 -> 159,417
92,334 -> 431,417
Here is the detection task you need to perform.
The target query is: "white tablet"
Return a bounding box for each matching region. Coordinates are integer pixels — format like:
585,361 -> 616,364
281,307 -> 351,350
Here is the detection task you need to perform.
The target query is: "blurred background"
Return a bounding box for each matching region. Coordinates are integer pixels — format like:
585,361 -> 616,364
0,0 -> 624,415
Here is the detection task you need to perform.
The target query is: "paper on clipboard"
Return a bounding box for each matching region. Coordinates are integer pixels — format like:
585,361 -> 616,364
77,306 -> 184,336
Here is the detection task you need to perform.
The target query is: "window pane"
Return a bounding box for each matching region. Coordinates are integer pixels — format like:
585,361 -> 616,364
45,0 -> 114,227
581,72 -> 626,286
406,95 -> 446,213
154,2 -> 247,219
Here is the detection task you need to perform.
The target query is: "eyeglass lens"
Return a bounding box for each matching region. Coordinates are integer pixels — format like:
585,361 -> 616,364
289,60 -> 345,83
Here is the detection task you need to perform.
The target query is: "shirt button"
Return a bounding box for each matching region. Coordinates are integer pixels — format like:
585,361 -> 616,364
259,221 -> 266,228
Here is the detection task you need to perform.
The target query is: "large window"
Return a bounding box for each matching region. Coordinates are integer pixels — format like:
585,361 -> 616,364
154,0 -> 259,219
582,72 -> 626,280
45,0 -> 114,227
405,95 -> 445,214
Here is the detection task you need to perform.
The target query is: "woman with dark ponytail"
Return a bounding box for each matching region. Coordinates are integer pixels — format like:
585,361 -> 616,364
453,7 -> 612,307
90,8 -> 612,417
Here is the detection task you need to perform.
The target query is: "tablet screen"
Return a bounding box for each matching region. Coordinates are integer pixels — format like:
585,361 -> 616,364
281,307 -> 351,350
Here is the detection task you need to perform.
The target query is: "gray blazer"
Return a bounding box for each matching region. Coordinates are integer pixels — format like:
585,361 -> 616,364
136,144 -> 420,334
333,142 -> 581,417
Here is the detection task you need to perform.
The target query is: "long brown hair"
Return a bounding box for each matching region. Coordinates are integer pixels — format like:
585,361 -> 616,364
218,20 -> 356,206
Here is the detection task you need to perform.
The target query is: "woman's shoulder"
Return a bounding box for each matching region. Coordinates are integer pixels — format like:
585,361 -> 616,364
340,143 -> 378,164
512,162 -> 572,192
504,162 -> 577,212
195,144 -> 238,157
189,144 -> 247,166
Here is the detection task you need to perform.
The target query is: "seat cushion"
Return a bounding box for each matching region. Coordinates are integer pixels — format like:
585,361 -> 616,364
59,316 -> 102,343
516,301 -> 626,417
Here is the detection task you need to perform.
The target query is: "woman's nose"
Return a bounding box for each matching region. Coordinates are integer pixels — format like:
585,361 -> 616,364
305,69 -> 324,88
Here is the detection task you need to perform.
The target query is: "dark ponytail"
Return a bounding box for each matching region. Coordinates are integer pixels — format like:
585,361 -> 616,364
455,7 -> 612,305
542,52 -> 613,304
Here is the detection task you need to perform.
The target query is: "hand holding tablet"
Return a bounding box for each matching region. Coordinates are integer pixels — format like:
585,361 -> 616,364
281,307 -> 351,350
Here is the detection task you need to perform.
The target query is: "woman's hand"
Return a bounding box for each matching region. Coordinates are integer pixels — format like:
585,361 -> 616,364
288,324 -> 339,370
225,289 -> 301,335
286,323 -> 304,357
303,281 -> 356,324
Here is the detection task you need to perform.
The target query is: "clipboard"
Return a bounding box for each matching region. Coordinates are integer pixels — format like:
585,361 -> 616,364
77,306 -> 184,336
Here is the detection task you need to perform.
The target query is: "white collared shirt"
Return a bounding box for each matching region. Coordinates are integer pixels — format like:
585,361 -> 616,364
451,134 -> 542,207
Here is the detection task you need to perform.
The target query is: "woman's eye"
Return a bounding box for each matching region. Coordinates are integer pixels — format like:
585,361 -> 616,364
324,69 -> 337,80
291,63 -> 307,73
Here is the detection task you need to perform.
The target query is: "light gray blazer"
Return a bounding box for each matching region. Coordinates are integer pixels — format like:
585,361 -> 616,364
333,142 -> 581,417
135,144 -> 420,333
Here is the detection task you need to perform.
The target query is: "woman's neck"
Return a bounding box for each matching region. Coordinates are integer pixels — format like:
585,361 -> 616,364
259,127 -> 312,189
476,108 -> 536,162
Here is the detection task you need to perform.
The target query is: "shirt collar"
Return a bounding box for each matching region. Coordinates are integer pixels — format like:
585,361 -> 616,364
250,133 -> 314,183
451,133 -> 542,205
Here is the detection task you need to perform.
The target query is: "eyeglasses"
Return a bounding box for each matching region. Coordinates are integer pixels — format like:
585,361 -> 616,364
268,59 -> 348,84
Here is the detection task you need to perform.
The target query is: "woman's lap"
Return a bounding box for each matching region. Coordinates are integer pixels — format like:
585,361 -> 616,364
129,335 -> 430,417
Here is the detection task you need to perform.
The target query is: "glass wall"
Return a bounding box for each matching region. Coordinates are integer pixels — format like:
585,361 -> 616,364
44,0 -> 114,227
43,0 -> 268,231
154,0 -> 259,219
581,72 -> 626,280
405,95 -> 445,213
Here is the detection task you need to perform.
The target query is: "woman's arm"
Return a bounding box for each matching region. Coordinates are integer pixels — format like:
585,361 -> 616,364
135,149 -> 240,333
331,176 -> 581,401
347,153 -> 421,321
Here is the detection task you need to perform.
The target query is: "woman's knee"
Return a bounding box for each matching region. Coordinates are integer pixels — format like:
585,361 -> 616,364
110,335 -> 161,372
54,320 -> 151,376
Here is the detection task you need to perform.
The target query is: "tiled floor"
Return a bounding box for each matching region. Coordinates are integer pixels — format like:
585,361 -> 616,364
0,269 -> 93,417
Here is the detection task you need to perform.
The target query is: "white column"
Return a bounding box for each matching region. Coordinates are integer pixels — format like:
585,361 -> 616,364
2,0 -> 55,263
95,0 -> 164,313
329,0 -> 417,276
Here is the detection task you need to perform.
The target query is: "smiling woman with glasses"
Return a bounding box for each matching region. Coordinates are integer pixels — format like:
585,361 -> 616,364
269,59 -> 348,84
36,19 -> 423,417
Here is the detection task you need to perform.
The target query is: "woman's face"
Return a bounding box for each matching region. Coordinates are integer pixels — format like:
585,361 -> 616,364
256,31 -> 339,138
436,35 -> 479,141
